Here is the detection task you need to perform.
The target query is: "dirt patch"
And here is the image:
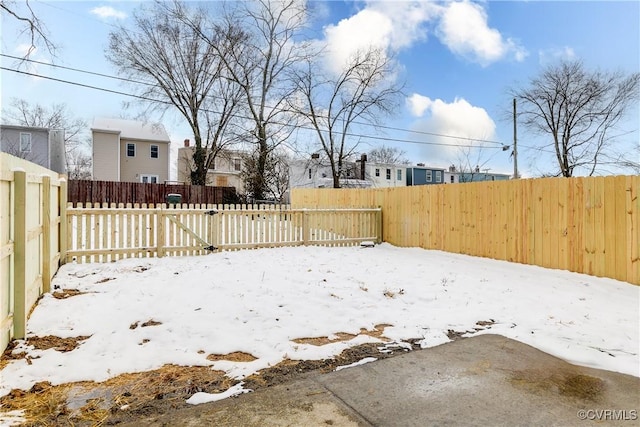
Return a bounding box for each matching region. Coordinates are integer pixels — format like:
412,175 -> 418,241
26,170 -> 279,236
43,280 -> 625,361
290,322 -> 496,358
293,324 -> 392,346
447,319 -> 496,341
1,336 -> 90,370
52,289 -> 86,299
207,352 -> 257,362
28,335 -> 91,352
95,277 -> 115,284
130,320 -> 163,329
0,340 -> 419,426
244,341 -> 417,390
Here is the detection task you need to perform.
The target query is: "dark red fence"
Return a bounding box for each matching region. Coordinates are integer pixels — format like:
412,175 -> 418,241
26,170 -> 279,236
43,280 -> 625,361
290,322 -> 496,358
67,180 -> 239,206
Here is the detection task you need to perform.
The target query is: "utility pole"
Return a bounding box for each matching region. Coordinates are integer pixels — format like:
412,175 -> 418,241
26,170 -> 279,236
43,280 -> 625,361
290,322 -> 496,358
513,98 -> 519,179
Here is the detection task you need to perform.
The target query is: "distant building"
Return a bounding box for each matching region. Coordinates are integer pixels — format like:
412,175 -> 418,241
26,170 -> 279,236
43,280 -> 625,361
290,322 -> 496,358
458,166 -> 511,182
289,156 -> 371,190
0,124 -> 65,174
91,118 -> 170,183
176,140 -> 246,192
361,161 -> 407,188
406,164 -> 446,186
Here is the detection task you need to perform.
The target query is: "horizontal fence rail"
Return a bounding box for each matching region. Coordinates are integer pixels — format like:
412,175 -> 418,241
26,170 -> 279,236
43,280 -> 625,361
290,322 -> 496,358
66,204 -> 381,263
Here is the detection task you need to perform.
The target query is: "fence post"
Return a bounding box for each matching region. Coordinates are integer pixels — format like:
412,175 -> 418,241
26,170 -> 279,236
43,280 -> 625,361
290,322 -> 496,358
376,207 -> 382,244
42,175 -> 51,293
59,178 -> 68,265
13,170 -> 27,339
157,207 -> 165,257
302,209 -> 308,245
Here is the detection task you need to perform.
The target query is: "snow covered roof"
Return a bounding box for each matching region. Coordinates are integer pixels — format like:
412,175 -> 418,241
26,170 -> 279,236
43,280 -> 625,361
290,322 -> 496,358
92,118 -> 170,143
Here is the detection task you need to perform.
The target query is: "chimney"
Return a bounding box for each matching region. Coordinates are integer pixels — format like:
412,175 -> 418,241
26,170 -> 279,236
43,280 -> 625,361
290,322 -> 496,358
184,139 -> 190,147
360,153 -> 367,180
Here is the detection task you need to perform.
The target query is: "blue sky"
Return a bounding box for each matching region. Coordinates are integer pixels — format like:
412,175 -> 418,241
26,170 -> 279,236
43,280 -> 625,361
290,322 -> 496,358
1,1 -> 639,178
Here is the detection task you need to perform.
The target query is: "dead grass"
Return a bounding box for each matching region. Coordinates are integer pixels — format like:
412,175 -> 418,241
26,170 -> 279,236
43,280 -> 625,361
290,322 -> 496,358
207,351 -> 257,362
292,324 -> 392,346
52,289 -> 86,299
0,365 -> 232,426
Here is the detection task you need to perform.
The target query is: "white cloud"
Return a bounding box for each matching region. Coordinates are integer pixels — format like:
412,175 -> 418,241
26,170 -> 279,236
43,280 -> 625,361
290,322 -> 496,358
321,2 -> 437,73
90,6 -> 127,20
407,95 -> 497,164
407,93 -> 432,117
436,0 -> 527,66
538,46 -> 577,65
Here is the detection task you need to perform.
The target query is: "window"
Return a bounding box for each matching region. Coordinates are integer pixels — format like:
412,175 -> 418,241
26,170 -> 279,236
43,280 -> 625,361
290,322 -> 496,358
140,174 -> 158,184
233,158 -> 241,171
450,175 -> 454,183
426,170 -> 432,182
386,169 -> 391,180
308,168 -> 312,179
150,145 -> 159,159
19,133 -> 31,153
209,160 -> 216,171
397,169 -> 402,181
435,171 -> 442,183
375,168 -> 380,177
127,143 -> 135,157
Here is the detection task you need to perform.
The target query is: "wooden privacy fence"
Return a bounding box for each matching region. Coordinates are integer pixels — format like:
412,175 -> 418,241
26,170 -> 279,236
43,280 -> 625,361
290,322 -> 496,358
66,204 -> 382,263
0,153 -> 66,351
291,176 -> 639,285
67,179 -> 239,206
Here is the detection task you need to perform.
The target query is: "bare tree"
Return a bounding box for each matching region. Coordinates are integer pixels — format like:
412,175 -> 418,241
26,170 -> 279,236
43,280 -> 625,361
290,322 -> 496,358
291,47 -> 402,188
512,60 -> 639,177
0,0 -> 56,58
2,98 -> 87,172
106,0 -> 241,185
66,148 -> 92,179
206,0 -> 311,199
368,145 -> 410,164
240,148 -> 290,202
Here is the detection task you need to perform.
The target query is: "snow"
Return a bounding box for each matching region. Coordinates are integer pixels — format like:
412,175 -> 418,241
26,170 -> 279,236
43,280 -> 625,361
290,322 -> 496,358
335,357 -> 378,371
185,382 -> 252,405
0,244 -> 638,403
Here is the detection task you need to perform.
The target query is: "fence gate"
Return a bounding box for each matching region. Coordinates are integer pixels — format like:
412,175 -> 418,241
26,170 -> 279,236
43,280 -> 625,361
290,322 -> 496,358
66,205 -> 381,263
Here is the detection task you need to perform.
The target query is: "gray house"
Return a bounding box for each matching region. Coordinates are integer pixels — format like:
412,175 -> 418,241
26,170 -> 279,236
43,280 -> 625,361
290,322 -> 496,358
0,125 -> 66,174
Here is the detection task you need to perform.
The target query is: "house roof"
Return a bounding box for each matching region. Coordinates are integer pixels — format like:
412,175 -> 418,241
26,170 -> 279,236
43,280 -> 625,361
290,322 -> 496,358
92,118 -> 170,143
1,124 -> 51,133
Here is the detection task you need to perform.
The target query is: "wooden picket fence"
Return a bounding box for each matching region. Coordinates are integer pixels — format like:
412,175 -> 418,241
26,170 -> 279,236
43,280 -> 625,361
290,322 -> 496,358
291,175 -> 640,285
66,203 -> 382,263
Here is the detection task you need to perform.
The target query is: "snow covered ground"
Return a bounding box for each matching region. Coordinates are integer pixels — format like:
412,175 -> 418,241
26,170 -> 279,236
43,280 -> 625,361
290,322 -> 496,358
1,244 -> 638,401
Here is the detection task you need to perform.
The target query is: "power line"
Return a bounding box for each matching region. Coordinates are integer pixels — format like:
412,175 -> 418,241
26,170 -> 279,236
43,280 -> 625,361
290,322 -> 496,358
2,65 -> 510,151
1,53 -> 508,146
